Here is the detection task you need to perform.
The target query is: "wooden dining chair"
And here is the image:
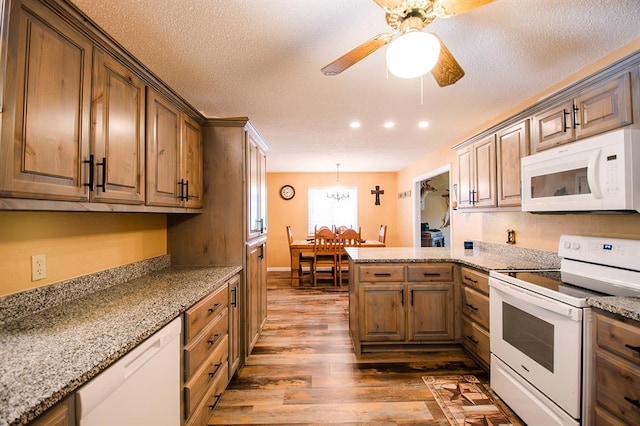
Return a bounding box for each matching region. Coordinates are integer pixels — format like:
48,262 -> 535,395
336,228 -> 361,285
286,226 -> 314,283
378,225 -> 387,244
313,227 -> 338,286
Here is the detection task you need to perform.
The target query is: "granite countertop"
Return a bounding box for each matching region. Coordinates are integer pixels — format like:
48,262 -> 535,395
0,264 -> 241,426
345,246 -> 559,271
586,296 -> 640,322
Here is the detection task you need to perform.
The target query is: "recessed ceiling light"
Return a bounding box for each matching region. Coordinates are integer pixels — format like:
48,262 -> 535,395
384,121 -> 395,129
418,121 -> 430,129
350,121 -> 361,128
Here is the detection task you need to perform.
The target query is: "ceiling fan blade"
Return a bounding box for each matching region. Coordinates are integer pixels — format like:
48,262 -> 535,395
435,0 -> 496,18
430,34 -> 465,87
372,0 -> 404,9
321,33 -> 393,76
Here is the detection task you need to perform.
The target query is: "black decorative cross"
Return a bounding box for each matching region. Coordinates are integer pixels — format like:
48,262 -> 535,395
371,185 -> 384,205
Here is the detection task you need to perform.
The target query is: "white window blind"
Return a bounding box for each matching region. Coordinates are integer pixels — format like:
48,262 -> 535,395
307,187 -> 358,235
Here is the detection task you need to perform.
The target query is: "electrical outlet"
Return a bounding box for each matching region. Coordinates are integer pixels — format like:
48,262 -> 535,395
31,254 -> 47,281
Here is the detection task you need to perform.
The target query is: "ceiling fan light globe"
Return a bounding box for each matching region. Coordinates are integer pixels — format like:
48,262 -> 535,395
386,31 -> 441,79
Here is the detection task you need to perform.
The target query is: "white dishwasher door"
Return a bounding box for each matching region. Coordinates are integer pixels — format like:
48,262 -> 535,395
76,316 -> 182,426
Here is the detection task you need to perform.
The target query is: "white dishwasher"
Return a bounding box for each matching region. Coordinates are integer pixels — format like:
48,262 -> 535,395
76,316 -> 182,425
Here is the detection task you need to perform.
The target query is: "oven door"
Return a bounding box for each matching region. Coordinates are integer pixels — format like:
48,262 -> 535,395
489,278 -> 583,419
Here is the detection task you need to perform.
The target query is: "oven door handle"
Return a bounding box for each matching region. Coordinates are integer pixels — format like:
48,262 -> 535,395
490,279 -> 582,321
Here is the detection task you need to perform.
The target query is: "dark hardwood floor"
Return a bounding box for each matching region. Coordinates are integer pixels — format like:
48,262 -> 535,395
208,272 -> 493,425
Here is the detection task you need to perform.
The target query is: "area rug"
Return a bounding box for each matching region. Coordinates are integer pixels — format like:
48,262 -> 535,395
423,375 -> 523,426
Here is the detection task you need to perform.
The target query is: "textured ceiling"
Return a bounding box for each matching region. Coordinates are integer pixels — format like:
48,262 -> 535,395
69,0 -> 640,172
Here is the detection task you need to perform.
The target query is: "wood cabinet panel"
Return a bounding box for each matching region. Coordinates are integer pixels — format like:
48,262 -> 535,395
461,286 -> 489,329
460,266 -> 489,294
184,285 -> 228,343
531,100 -> 576,152
31,395 -> 74,426
595,311 -> 640,365
407,264 -> 453,282
473,135 -> 497,208
184,309 -> 228,380
247,239 -> 267,355
359,284 -> 405,342
228,275 -> 241,380
456,146 -> 473,208
185,363 -> 229,426
496,120 -> 529,207
91,49 -> 145,204
184,334 -> 228,419
594,349 -> 640,425
359,265 -> 405,282
408,283 -> 455,341
181,114 -> 203,208
461,317 -> 490,368
247,128 -> 267,239
0,0 -> 92,200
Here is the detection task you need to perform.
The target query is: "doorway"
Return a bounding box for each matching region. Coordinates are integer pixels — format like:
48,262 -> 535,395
412,166 -> 450,248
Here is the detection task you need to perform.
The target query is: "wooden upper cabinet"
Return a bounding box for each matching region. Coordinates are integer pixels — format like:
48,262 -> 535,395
532,71 -> 633,153
456,146 -> 473,208
91,49 -> 145,204
146,88 -> 181,206
0,0 -> 92,200
473,135 -> 497,208
574,72 -> 632,139
180,114 -> 203,208
496,119 -> 529,207
246,126 -> 267,239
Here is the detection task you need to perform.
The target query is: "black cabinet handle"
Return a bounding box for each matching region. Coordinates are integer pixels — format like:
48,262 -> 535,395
207,333 -> 221,345
208,303 -> 221,314
563,108 -> 571,132
624,396 -> 640,408
463,275 -> 478,284
423,272 -> 441,277
96,157 -> 106,192
465,335 -> 479,345
184,179 -> 189,201
208,394 -> 223,411
373,273 -> 391,277
231,286 -> 237,307
465,303 -> 479,312
400,289 -> 404,306
572,104 -> 580,127
83,155 -> 94,191
624,344 -> 640,354
208,363 -> 222,378
411,289 -> 414,306
258,244 -> 265,259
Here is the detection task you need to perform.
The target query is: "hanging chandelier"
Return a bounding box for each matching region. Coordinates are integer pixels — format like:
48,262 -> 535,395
327,163 -> 349,202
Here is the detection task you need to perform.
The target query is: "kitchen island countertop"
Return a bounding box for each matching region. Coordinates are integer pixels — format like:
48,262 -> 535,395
0,264 -> 241,426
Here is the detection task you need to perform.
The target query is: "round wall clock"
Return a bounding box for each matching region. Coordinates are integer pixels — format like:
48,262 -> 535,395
280,184 -> 295,200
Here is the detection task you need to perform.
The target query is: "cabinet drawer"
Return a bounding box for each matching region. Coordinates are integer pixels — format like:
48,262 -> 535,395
358,265 -> 405,282
184,285 -> 228,343
407,264 -> 453,282
461,286 -> 490,329
461,317 -> 490,368
595,312 -> 640,365
184,309 -> 228,380
185,363 -> 229,426
595,349 -> 640,425
460,267 -> 489,294
184,334 -> 229,420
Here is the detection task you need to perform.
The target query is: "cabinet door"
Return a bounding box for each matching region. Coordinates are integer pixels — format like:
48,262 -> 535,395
0,0 -> 92,201
91,49 -> 145,204
359,284 -> 405,342
146,88 -> 180,206
575,72 -> 633,140
31,395 -> 74,426
496,120 -> 529,207
407,283 -> 455,341
247,131 -> 266,239
473,135 -> 497,208
228,275 -> 241,380
246,239 -> 266,355
180,114 -> 203,208
456,146 -> 474,208
531,99 -> 575,152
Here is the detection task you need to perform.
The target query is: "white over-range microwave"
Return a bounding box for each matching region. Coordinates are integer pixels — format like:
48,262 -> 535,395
521,128 -> 640,213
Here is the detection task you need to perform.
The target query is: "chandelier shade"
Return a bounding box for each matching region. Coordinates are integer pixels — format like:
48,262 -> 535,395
386,31 -> 441,79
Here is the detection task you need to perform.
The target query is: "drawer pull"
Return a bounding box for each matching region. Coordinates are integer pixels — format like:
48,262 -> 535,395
208,303 -> 221,314
463,275 -> 478,284
465,335 -> 479,345
374,273 -> 392,277
624,343 -> 640,354
624,396 -> 640,408
208,394 -> 223,411
208,363 -> 222,377
423,272 -> 441,277
208,334 -> 221,345
465,303 -> 479,311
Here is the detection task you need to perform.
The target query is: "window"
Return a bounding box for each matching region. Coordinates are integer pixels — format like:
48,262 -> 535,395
307,187 -> 358,234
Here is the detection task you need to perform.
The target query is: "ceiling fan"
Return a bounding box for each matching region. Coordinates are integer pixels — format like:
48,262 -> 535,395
321,0 -> 496,86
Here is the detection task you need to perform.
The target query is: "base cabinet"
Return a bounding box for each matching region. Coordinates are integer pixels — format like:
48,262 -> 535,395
30,395 -> 74,426
589,309 -> 640,425
228,275 -> 241,380
459,266 -> 490,371
246,238 -> 267,356
350,263 -> 455,354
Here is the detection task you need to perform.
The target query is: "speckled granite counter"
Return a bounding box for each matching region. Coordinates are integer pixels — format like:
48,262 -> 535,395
0,262 -> 241,426
587,296 -> 640,322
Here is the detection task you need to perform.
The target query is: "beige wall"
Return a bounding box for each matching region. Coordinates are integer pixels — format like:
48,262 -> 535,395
267,172 -> 397,269
396,38 -> 640,251
0,211 -> 166,296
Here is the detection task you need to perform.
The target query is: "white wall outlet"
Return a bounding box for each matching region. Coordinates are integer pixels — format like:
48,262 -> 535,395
31,254 -> 47,281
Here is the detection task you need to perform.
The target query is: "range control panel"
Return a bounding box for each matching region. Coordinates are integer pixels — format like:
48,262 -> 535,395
558,234 -> 640,271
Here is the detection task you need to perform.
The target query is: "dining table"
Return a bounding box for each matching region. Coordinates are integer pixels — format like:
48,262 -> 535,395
289,238 -> 385,286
